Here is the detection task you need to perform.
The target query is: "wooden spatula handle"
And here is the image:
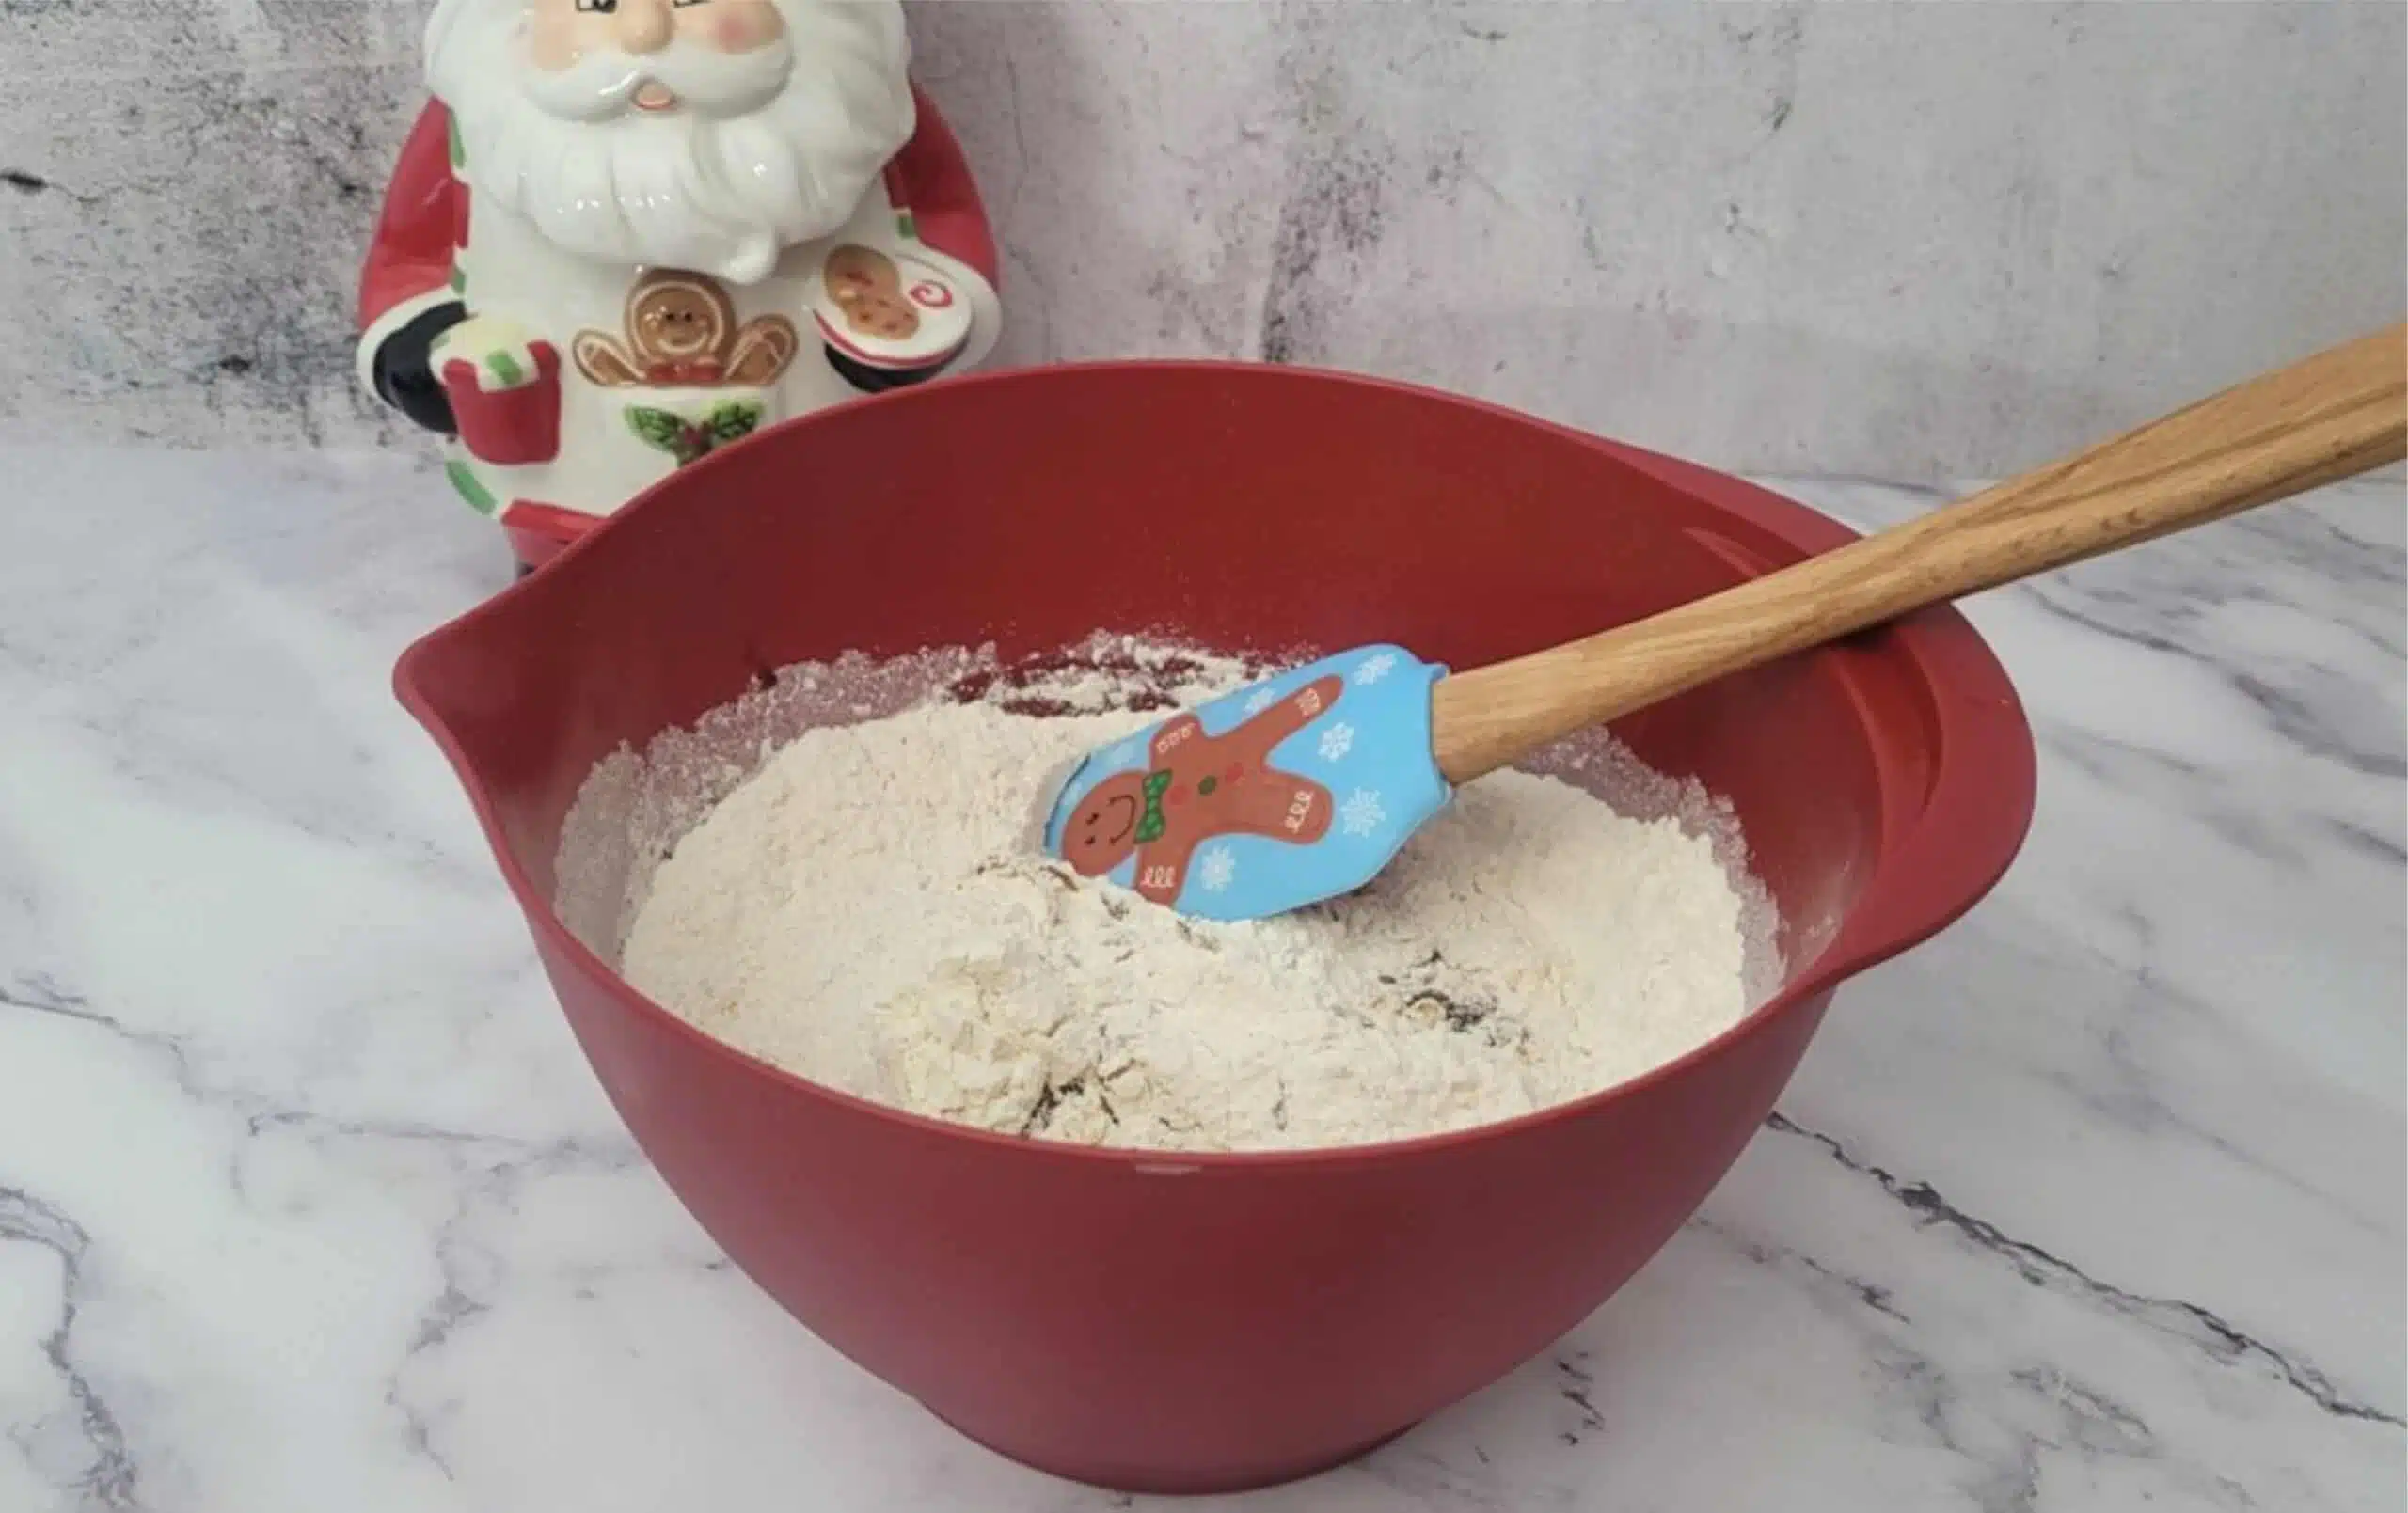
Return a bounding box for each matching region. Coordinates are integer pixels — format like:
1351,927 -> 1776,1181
1432,323 -> 2407,785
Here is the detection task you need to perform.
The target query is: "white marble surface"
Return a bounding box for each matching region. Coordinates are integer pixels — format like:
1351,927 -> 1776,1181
3,1 -> 2404,478
0,445 -> 2400,1512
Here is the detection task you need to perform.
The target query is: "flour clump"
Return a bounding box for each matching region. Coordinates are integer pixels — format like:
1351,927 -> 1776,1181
608,643 -> 1767,1153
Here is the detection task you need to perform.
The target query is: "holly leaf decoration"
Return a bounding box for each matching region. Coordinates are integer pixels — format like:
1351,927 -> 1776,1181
627,401 -> 763,467
708,400 -> 765,445
625,406 -> 689,454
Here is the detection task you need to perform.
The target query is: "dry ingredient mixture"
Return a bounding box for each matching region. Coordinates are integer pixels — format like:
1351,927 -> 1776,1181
572,639 -> 1776,1154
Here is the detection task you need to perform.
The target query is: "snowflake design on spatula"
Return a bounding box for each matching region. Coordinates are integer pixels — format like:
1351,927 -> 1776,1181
1339,788 -> 1386,838
1351,652 -> 1399,687
1196,845 -> 1238,893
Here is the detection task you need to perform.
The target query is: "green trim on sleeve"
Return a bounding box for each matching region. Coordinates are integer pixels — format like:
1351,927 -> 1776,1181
444,458 -> 499,517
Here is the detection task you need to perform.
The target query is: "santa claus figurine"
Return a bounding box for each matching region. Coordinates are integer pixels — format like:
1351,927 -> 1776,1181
356,0 -> 1002,572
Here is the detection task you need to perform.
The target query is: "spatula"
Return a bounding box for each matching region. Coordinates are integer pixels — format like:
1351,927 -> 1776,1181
1039,324 -> 2406,922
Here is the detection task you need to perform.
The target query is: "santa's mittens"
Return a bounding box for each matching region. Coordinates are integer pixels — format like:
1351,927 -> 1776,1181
435,314 -> 563,466
825,345 -> 943,394
372,302 -> 470,435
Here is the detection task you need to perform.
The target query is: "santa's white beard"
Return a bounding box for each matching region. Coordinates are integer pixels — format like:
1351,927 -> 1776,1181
426,0 -> 914,284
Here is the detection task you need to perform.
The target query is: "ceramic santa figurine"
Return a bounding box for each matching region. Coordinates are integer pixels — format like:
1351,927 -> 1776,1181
356,0 -> 1002,572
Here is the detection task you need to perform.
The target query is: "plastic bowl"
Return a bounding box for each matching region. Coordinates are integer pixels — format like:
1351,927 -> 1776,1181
395,361 -> 2036,1494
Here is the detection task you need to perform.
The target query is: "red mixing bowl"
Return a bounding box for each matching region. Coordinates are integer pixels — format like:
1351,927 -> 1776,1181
395,361 -> 2036,1494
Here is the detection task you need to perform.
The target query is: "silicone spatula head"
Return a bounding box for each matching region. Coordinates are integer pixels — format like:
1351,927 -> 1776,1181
1038,645 -> 1453,921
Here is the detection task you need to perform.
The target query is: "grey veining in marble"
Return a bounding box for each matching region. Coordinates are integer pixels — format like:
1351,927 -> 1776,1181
0,445 -> 2399,1511
3,1 -> 2403,478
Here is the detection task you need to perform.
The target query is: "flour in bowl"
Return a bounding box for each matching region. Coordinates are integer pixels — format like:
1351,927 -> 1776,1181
592,641 -> 1773,1153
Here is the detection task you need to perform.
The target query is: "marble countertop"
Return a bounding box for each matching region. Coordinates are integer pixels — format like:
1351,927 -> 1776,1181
1,446 -> 2399,1512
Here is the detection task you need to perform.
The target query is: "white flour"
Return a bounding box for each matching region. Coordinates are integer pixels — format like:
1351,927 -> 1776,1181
603,641 -> 1772,1153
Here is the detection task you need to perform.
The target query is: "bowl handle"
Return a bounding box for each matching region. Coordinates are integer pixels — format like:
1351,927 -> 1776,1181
1584,446 -> 2039,996
1802,612 -> 2038,994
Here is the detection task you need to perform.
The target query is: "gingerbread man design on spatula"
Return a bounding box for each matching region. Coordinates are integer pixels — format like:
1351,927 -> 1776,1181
1042,643 -> 1454,921
1059,677 -> 1343,904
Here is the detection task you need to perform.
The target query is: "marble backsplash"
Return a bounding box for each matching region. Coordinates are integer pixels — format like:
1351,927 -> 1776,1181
0,0 -> 2401,480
